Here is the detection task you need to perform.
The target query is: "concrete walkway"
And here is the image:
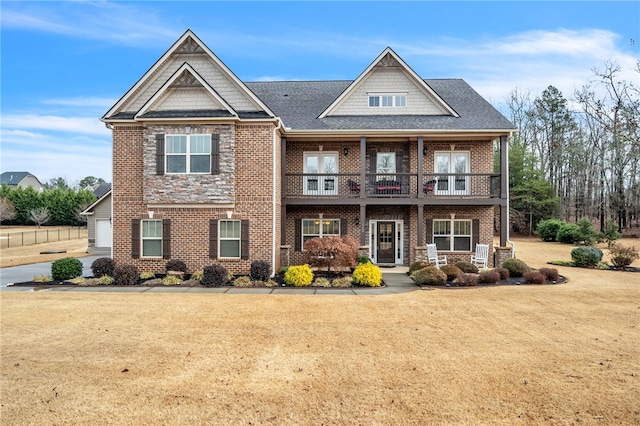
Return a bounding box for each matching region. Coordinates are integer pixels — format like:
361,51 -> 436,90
1,264 -> 419,295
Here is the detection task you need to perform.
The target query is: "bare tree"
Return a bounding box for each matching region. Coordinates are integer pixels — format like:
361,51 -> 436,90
0,198 -> 15,222
29,207 -> 51,228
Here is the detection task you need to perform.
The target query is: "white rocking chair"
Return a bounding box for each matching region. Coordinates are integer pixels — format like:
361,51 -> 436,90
427,243 -> 447,269
471,244 -> 489,269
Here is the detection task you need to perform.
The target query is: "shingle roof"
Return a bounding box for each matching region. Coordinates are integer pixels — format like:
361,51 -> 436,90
93,182 -> 112,199
1,172 -> 34,186
245,79 -> 515,131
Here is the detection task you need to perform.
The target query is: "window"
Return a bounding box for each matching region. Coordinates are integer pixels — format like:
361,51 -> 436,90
376,152 -> 396,180
303,152 -> 338,195
433,219 -> 472,252
219,220 -> 241,258
434,151 -> 470,195
368,94 -> 407,108
142,219 -> 163,257
166,134 -> 211,174
301,218 -> 340,249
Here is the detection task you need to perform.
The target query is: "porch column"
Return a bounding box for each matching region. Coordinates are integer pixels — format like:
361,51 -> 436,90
360,136 -> 366,199
359,204 -> 366,246
417,136 -> 424,199
500,135 -> 508,246
417,205 -> 424,246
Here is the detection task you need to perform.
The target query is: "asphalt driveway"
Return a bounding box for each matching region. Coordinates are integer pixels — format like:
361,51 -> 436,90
0,256 -> 101,288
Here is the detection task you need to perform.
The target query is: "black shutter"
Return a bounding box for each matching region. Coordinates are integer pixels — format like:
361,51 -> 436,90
162,219 -> 171,259
340,218 -> 347,236
211,134 -> 220,174
131,219 -> 141,259
156,134 -> 165,175
209,219 -> 218,259
472,219 -> 480,250
425,219 -> 433,245
241,220 -> 249,260
294,219 -> 302,251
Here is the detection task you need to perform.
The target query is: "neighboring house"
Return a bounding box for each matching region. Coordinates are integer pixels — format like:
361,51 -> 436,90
80,183 -> 112,255
102,30 -> 516,275
0,172 -> 44,191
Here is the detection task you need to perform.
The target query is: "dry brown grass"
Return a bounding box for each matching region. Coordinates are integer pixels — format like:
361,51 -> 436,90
1,238 -> 639,425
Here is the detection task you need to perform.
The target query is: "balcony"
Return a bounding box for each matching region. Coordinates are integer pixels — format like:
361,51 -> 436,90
284,173 -> 501,202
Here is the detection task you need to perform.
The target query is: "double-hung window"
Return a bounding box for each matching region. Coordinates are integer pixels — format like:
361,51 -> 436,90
141,219 -> 163,257
368,93 -> 407,108
301,218 -> 340,249
219,220 -> 241,258
433,219 -> 472,252
166,134 -> 211,174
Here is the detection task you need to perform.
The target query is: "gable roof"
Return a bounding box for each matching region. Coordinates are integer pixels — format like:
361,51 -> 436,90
81,187 -> 111,215
93,182 -> 112,199
318,47 -> 458,119
0,171 -> 42,187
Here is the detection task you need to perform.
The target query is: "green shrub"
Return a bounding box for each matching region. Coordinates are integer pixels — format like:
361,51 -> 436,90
440,264 -> 463,281
191,270 -> 203,281
501,258 -> 530,277
556,223 -> 580,244
162,275 -> 182,286
538,267 -> 559,282
494,267 -> 510,280
536,219 -> 565,242
352,262 -> 383,287
413,266 -> 447,286
279,266 -> 289,275
454,261 -> 479,274
523,271 -> 546,284
454,273 -> 478,287
409,261 -> 431,274
233,276 -> 253,287
356,255 -> 372,264
96,275 -> 115,285
33,275 -> 52,283
576,218 -> 598,245
202,264 -> 229,287
609,243 -> 639,268
51,257 -> 83,280
139,271 -> 156,280
113,264 -> 139,286
284,265 -> 314,287
571,246 -> 603,267
331,277 -> 353,288
91,257 -> 115,277
165,259 -> 188,274
313,277 -> 331,287
603,220 -> 621,248
478,270 -> 500,284
250,260 -> 271,281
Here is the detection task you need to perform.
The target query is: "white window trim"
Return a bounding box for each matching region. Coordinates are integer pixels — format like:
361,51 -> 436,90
303,151 -> 339,196
368,220 -> 404,265
166,134 -> 212,174
368,93 -> 407,108
141,219 -> 162,258
432,219 -> 472,252
301,218 -> 341,250
218,219 -> 241,259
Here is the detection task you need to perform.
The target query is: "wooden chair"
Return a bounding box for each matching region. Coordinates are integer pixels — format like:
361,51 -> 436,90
471,244 -> 489,269
427,243 -> 447,269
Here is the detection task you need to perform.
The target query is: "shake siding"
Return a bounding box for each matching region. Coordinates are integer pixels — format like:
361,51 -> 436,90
153,88 -> 226,111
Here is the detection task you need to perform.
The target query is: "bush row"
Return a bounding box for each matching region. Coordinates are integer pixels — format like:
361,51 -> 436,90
537,218 -> 620,245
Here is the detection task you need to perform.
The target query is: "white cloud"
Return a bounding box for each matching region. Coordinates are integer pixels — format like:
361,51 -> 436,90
2,114 -> 109,136
42,97 -> 117,108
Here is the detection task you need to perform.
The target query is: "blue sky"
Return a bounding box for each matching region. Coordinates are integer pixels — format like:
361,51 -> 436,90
1,1 -> 638,185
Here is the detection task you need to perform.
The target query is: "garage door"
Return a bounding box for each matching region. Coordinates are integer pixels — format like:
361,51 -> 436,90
95,219 -> 112,248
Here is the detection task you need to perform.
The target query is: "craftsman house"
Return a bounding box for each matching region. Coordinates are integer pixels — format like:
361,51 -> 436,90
102,30 -> 516,275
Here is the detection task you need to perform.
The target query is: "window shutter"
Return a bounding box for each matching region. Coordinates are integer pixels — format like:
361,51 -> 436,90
340,218 -> 347,236
472,219 -> 480,250
156,134 -> 165,175
131,219 -> 141,259
162,219 -> 171,259
209,219 -> 218,259
241,220 -> 249,260
294,219 -> 302,251
425,219 -> 433,245
211,134 -> 220,174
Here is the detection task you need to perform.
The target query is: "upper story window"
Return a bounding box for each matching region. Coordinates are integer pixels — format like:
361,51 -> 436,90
368,94 -> 407,108
166,134 -> 211,174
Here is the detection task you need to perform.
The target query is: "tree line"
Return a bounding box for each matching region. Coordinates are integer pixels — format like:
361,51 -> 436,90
500,61 -> 639,236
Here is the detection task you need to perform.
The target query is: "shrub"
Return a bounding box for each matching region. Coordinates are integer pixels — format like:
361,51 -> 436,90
523,271 -> 546,284
352,262 -> 383,287
454,273 -> 479,287
139,271 -> 156,280
608,243 -> 639,268
478,270 -> 500,284
331,277 -> 353,288
69,277 -> 86,284
413,266 -> 447,286
571,246 -> 603,267
96,275 -> 115,285
165,259 -> 188,274
603,220 -> 621,248
233,276 -> 253,287
409,261 -> 431,274
305,235 -> 358,272
440,264 -> 463,281
162,275 -> 182,286
576,218 -> 599,245
356,255 -> 372,264
538,267 -> 559,282
250,260 -> 271,281
501,258 -> 530,277
494,267 -> 510,280
51,257 -> 83,280
313,277 -> 331,287
556,223 -> 580,244
33,275 -> 52,283
113,264 -> 140,286
191,270 -> 203,281
454,261 -> 479,274
202,264 -> 229,287
284,265 -> 314,287
536,219 -> 565,242
265,279 -> 279,288
91,257 -> 115,277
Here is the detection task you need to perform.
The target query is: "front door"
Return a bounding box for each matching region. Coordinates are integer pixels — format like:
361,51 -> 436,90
376,222 -> 395,264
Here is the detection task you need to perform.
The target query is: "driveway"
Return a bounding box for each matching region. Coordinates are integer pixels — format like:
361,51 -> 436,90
0,256 -> 101,287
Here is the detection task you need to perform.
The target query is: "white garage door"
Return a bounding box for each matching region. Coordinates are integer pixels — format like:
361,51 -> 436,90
95,219 -> 112,248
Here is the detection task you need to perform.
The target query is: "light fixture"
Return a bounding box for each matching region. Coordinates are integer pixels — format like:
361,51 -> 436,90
423,147 -> 428,156
355,217 -> 360,226
343,147 -> 349,156
185,126 -> 191,134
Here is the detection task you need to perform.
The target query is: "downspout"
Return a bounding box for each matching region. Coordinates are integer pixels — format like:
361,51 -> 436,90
506,131 -> 515,258
271,119 -> 284,277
